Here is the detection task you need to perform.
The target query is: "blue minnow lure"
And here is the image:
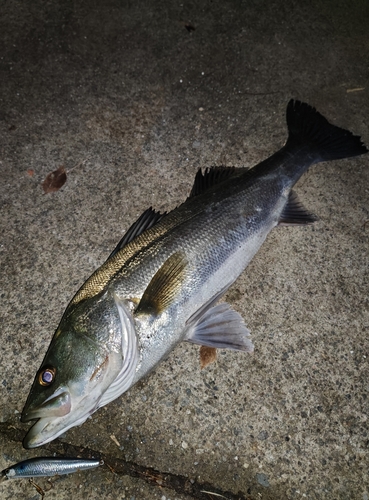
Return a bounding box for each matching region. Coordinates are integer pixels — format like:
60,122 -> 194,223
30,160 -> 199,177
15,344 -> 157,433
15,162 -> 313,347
1,457 -> 103,480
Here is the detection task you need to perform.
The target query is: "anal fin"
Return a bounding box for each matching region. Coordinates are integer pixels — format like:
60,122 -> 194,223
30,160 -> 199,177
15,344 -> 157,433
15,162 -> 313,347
279,190 -> 317,225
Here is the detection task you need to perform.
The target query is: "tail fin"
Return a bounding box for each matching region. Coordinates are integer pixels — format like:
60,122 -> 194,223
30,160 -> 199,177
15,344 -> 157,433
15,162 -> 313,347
285,100 -> 368,161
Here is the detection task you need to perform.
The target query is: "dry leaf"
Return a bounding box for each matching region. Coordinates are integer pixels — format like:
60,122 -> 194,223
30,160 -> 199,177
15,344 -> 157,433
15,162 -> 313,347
42,166 -> 67,193
200,346 -> 217,369
110,434 -> 121,447
27,169 -> 35,176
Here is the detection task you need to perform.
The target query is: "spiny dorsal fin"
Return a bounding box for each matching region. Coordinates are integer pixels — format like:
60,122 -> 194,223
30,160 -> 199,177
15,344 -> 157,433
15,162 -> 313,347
189,166 -> 238,198
279,190 -> 317,225
135,252 -> 188,316
108,207 -> 166,259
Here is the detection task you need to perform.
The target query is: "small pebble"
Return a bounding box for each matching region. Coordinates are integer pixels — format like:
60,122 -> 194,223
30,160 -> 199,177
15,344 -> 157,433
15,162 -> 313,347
256,473 -> 270,488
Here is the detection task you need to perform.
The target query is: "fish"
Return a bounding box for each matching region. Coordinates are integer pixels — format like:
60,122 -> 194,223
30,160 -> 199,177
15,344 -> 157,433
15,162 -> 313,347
21,100 -> 368,448
0,457 -> 103,481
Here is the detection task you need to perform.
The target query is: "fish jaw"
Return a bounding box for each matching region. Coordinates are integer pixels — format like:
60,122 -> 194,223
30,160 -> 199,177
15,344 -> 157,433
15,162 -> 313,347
22,388 -> 71,421
22,293 -> 139,448
22,416 -> 76,449
23,384 -> 99,449
22,404 -> 99,448
22,348 -> 125,448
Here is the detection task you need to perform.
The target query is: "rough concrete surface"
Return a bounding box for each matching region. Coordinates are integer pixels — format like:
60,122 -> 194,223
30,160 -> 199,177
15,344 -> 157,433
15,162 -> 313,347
0,0 -> 368,499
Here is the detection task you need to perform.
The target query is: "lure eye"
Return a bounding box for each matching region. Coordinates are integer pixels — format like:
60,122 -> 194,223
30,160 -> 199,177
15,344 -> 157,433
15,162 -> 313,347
38,367 -> 56,386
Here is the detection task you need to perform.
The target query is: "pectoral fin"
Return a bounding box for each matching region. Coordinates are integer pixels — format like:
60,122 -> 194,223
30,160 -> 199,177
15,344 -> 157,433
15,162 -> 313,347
186,303 -> 254,352
135,252 -> 188,316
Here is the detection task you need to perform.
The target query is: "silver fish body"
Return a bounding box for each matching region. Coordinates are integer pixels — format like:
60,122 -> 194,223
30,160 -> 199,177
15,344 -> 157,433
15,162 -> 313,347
1,457 -> 103,480
21,100 -> 368,448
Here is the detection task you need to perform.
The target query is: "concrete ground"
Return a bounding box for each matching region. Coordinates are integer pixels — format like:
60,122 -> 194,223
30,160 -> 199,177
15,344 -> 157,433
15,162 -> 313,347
0,0 -> 368,499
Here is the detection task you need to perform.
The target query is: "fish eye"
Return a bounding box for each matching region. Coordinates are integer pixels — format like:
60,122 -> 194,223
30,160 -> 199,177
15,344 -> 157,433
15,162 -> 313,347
38,367 -> 56,386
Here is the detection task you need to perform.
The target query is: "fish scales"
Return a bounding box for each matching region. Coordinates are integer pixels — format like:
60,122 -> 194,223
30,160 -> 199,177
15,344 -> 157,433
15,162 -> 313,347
111,172 -> 285,377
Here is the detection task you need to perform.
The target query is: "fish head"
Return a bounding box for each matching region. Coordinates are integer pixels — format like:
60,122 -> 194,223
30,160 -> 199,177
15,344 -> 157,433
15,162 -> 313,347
21,293 -> 131,448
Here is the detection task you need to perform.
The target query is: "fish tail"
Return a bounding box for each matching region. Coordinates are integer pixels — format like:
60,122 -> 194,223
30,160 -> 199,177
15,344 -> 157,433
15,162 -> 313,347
285,100 -> 368,161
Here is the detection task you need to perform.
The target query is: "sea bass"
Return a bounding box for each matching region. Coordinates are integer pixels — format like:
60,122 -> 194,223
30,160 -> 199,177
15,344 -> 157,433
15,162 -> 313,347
22,100 -> 368,448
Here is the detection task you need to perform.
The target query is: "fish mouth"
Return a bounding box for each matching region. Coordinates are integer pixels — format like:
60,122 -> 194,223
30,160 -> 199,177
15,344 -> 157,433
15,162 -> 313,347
21,388 -> 101,449
21,389 -> 75,449
22,409 -> 92,449
21,390 -> 71,422
23,416 -> 63,448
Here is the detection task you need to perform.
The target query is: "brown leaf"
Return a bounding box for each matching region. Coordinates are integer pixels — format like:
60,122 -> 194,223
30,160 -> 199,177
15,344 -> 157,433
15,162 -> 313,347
42,166 -> 67,193
27,169 -> 35,176
200,346 -> 217,369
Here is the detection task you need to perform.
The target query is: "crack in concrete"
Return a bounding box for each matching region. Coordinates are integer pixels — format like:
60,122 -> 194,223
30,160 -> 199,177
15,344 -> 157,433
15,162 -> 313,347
1,424 -> 252,500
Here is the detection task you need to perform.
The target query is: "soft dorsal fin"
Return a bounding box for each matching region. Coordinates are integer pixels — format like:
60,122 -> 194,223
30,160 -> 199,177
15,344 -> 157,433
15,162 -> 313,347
279,190 -> 317,225
188,166 -> 238,198
135,252 -> 188,316
108,207 -> 166,259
